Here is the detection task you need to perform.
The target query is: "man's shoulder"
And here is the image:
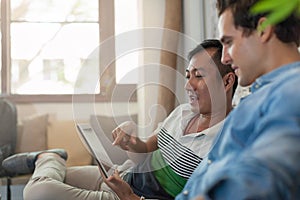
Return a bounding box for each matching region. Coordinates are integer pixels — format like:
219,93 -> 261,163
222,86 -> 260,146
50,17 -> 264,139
277,63 -> 300,91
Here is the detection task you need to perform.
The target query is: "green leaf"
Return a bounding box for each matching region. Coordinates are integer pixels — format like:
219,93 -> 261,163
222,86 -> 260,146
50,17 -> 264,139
267,0 -> 297,24
254,0 -> 298,31
251,0 -> 286,14
296,0 -> 300,16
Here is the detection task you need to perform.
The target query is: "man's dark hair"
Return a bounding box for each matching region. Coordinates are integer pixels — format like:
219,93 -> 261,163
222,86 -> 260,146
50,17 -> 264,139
188,39 -> 238,97
216,0 -> 300,46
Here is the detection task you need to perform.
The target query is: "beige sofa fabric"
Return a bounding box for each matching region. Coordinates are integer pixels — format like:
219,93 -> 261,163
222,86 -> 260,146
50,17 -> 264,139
14,114 -> 92,167
14,114 -> 138,168
3,113 -> 139,187
47,120 -> 92,167
15,114 -> 48,153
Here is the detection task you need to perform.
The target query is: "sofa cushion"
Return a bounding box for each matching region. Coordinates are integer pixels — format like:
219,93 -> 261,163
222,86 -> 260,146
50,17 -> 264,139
15,114 -> 48,153
47,120 -> 92,167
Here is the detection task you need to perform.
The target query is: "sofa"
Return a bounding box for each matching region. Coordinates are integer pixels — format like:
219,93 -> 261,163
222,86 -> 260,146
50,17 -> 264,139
0,113 -> 92,187
0,113 -> 137,189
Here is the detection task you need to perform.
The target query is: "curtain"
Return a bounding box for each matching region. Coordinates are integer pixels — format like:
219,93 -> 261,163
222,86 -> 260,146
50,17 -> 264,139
153,0 -> 182,127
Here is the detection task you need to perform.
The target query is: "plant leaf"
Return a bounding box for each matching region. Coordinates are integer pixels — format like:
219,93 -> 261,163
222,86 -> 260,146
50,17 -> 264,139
256,0 -> 298,31
251,0 -> 286,14
267,1 -> 297,24
296,0 -> 300,16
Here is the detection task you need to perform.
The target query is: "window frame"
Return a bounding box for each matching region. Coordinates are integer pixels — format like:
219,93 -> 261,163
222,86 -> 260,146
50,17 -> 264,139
0,0 -> 137,103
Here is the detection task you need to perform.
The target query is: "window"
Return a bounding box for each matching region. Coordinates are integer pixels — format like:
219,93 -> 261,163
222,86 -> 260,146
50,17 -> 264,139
0,0 -> 138,102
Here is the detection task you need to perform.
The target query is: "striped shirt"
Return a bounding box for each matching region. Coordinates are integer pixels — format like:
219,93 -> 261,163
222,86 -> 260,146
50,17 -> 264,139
125,104 -> 224,198
153,103 -> 224,178
158,127 -> 203,178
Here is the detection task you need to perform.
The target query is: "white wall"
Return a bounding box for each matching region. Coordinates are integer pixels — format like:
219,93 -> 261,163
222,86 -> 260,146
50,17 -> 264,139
183,0 -> 219,42
183,0 -> 205,43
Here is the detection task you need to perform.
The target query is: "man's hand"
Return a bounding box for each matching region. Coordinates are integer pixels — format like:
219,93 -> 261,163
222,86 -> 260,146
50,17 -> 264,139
112,121 -> 137,150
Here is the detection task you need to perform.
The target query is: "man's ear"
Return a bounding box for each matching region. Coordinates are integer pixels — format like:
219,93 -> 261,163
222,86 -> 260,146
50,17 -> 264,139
223,72 -> 235,92
257,17 -> 274,43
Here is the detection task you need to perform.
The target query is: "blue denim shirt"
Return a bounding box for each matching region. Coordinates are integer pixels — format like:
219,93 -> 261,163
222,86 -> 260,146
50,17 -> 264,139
176,62 -> 300,200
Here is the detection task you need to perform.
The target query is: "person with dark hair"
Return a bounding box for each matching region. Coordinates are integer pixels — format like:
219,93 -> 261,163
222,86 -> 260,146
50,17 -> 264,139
3,39 -> 237,200
105,39 -> 237,200
176,0 -> 300,199
187,39 -> 238,98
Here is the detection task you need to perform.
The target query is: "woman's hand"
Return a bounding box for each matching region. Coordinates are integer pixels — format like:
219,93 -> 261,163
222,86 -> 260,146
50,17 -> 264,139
112,121 -> 137,150
104,170 -> 140,200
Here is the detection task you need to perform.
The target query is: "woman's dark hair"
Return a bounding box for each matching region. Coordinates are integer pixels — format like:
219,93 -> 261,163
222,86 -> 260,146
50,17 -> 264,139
216,0 -> 300,46
188,39 -> 238,96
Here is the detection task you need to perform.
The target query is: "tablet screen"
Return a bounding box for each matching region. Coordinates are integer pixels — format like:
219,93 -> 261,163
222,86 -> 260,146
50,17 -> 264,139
76,123 -> 114,178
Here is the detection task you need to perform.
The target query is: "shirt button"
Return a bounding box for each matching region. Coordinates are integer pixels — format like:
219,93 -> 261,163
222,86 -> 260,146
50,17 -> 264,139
183,190 -> 189,195
207,159 -> 212,164
255,84 -> 259,89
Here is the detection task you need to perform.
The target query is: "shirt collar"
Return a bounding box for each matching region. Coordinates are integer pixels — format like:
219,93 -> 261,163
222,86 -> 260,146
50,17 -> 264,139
251,61 -> 300,93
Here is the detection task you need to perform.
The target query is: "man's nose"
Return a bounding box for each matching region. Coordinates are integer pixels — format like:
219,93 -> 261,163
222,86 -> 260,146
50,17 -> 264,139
221,49 -> 231,65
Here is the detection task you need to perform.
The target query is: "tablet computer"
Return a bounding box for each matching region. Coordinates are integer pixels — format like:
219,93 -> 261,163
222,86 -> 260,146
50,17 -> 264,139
76,123 -> 114,178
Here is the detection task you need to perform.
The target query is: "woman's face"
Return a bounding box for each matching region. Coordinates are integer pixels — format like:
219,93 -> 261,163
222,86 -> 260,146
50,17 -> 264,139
185,49 -> 226,115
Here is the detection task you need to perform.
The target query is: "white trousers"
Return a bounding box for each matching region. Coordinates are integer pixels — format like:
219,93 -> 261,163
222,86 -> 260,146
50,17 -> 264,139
23,155 -> 133,200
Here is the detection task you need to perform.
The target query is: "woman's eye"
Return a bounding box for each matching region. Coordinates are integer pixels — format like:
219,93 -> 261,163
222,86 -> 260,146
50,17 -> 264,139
195,72 -> 204,78
185,72 -> 190,79
185,70 -> 204,79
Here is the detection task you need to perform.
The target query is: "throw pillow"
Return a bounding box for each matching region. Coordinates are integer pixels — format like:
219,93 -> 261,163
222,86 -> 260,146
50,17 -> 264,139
15,114 -> 48,153
47,120 -> 92,167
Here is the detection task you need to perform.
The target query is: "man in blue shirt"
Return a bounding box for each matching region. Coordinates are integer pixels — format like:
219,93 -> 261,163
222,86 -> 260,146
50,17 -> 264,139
176,0 -> 300,199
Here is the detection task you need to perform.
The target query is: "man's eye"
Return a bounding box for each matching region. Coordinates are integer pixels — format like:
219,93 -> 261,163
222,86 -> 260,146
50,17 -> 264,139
224,39 -> 232,46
